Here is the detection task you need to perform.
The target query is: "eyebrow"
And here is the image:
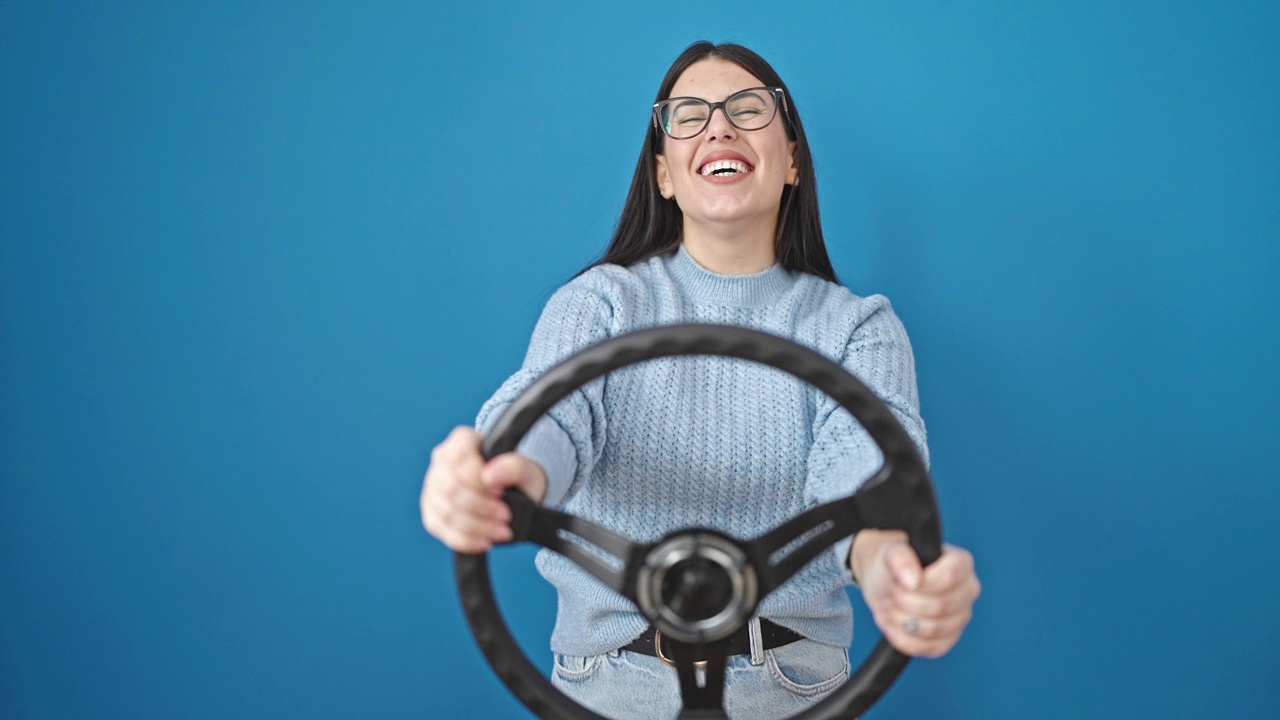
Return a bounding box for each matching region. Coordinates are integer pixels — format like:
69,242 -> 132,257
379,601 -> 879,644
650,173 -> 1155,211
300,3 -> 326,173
669,98 -> 706,111
668,88 -> 767,105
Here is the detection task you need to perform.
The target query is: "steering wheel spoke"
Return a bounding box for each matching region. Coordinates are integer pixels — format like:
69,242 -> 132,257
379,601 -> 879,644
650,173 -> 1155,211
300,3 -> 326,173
747,493 -> 866,595
747,460 -> 942,594
669,638 -> 730,718
502,488 -> 647,600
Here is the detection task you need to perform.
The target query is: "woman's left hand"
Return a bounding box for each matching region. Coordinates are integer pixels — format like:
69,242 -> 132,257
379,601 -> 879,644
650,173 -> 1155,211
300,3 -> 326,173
850,529 -> 981,657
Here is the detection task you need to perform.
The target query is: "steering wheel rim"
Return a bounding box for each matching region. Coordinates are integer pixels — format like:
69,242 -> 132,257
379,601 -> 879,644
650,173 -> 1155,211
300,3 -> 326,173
455,323 -> 942,719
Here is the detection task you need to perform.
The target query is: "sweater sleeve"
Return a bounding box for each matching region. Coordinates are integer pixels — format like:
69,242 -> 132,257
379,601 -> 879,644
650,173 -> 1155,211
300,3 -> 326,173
475,278 -> 614,508
803,299 -> 929,583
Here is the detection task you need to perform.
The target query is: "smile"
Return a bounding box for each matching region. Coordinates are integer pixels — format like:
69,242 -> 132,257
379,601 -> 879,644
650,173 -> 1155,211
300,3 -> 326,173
699,160 -> 753,177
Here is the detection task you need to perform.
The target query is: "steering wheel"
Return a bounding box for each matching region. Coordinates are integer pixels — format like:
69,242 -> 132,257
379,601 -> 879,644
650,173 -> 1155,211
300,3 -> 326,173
455,323 -> 942,719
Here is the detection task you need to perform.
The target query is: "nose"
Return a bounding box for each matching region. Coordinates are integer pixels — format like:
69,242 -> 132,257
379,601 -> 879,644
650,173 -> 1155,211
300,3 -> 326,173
704,105 -> 736,140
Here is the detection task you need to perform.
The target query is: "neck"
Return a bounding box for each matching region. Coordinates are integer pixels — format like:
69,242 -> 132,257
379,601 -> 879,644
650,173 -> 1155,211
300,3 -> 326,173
680,215 -> 777,275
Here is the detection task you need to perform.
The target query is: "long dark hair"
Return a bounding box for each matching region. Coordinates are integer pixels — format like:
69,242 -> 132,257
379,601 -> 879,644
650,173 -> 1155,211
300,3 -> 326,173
585,41 -> 837,283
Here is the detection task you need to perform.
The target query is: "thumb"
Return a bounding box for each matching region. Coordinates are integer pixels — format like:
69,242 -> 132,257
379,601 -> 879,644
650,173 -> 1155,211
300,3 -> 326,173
885,540 -> 923,591
482,453 -> 547,502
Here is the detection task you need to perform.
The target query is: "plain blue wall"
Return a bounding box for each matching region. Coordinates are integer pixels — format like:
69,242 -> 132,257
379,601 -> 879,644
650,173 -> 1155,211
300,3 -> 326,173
3,2 -> 1277,718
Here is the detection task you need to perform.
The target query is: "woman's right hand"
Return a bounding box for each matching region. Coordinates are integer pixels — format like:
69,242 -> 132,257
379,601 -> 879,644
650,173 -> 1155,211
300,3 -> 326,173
419,427 -> 548,554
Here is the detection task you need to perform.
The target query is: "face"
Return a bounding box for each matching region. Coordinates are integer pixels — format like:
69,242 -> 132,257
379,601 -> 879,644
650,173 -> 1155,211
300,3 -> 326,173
655,58 -> 798,237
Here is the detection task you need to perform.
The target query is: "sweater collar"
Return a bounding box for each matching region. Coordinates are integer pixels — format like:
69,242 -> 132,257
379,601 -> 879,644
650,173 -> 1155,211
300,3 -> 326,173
666,244 -> 792,307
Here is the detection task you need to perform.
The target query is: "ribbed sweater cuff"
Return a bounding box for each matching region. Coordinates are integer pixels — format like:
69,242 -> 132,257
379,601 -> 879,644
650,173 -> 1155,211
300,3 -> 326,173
516,416 -> 578,507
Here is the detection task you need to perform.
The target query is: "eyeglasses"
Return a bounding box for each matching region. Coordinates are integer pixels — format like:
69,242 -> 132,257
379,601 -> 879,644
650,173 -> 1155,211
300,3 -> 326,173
652,87 -> 788,140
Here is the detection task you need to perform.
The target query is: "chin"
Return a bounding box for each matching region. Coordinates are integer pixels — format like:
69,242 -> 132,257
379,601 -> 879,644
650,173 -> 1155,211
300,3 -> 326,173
696,200 -> 772,224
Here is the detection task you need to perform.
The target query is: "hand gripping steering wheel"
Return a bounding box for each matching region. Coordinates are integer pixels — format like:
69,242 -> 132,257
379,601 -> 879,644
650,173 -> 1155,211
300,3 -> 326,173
454,324 -> 942,719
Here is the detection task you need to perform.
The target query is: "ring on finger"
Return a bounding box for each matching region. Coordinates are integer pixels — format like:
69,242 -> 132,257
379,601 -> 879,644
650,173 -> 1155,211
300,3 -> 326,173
901,616 -> 921,636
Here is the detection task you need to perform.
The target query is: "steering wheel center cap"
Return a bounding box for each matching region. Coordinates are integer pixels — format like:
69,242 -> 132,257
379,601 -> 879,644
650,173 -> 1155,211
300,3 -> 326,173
636,532 -> 758,644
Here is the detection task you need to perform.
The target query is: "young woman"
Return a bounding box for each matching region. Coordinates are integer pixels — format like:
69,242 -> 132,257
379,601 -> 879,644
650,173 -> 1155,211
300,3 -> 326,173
421,41 -> 980,719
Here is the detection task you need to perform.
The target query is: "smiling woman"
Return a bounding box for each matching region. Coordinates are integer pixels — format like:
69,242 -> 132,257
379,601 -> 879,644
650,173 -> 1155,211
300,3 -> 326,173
598,42 -> 829,282
419,41 -> 980,720
654,61 -> 798,274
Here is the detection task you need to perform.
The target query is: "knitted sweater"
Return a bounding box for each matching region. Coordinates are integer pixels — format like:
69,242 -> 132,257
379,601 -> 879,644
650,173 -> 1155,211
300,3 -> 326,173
477,244 -> 928,657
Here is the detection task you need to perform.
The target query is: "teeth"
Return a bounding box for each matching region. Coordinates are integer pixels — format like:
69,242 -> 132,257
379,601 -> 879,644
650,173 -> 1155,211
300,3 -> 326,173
699,160 -> 750,176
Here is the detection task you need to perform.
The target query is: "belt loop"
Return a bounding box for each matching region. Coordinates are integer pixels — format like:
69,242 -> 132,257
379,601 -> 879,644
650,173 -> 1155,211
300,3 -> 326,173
748,617 -> 765,665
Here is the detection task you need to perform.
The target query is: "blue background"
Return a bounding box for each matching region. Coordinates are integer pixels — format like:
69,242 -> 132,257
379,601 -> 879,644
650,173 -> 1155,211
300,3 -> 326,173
3,2 -> 1277,718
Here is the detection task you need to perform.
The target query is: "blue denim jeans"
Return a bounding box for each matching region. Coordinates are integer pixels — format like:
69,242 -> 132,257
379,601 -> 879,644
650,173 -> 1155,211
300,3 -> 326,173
550,619 -> 850,720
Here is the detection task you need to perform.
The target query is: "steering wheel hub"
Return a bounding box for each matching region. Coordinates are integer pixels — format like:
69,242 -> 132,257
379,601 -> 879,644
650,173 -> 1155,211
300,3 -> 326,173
637,532 -> 758,644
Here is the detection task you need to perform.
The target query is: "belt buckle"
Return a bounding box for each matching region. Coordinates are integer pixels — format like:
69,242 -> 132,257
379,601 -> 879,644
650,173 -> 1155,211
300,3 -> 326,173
653,629 -> 708,669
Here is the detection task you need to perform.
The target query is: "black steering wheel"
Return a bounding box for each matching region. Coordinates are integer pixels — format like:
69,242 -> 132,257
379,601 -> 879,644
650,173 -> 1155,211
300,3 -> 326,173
455,323 -> 942,719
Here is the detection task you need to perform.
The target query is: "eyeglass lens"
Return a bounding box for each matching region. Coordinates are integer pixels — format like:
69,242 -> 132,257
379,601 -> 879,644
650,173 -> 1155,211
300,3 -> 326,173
658,88 -> 778,140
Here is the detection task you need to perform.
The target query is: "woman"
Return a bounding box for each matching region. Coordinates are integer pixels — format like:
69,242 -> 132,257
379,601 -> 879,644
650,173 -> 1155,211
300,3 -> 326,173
421,41 -> 980,719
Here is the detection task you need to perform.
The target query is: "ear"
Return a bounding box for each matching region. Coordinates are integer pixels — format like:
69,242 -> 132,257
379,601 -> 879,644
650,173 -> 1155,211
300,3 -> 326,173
785,141 -> 799,186
655,154 -> 675,199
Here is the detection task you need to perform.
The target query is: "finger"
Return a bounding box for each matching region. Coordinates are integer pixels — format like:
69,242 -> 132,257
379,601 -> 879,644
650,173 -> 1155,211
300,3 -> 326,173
480,453 -> 523,489
427,466 -> 514,534
872,545 -> 979,658
426,440 -> 487,510
435,431 -> 488,484
884,603 -> 972,641
445,505 -> 513,544
422,428 -> 512,550
882,625 -> 950,658
442,478 -> 512,523
885,590 -> 950,621
888,574 -> 981,621
871,604 -> 928,656
482,453 -> 548,502
917,545 -> 977,594
424,466 -> 505,530
877,606 -> 972,658
422,503 -> 500,553
423,499 -> 512,551
444,425 -> 484,448
884,540 -> 923,591
913,612 -> 972,658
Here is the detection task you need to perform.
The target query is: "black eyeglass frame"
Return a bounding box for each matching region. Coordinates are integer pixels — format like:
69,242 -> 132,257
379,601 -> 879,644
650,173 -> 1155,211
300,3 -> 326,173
652,86 -> 790,140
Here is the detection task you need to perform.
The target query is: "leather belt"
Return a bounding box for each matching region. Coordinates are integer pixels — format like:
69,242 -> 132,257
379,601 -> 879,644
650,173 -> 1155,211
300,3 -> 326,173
623,618 -> 804,668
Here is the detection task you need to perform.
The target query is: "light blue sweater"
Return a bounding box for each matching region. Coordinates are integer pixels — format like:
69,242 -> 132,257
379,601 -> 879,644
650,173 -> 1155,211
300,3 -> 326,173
477,245 -> 928,657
